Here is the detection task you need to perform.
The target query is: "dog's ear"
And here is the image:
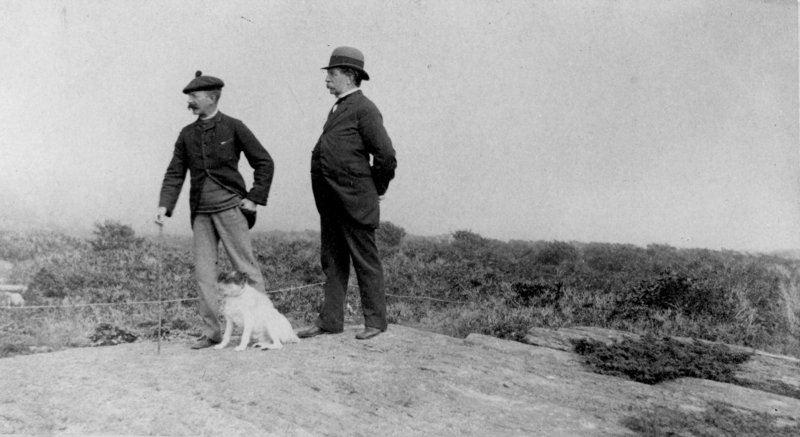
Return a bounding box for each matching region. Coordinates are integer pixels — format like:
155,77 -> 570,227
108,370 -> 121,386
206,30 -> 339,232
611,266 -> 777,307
233,271 -> 249,286
233,271 -> 258,287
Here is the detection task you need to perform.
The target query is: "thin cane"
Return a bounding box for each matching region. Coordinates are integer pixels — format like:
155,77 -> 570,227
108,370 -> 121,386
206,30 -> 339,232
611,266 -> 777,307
156,222 -> 164,354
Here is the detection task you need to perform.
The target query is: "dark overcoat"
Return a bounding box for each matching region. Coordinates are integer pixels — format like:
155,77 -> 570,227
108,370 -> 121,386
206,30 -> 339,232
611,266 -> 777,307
310,91 -> 396,228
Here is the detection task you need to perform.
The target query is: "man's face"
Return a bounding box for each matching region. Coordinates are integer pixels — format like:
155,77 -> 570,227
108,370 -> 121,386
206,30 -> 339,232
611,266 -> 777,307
325,68 -> 351,97
186,91 -> 216,117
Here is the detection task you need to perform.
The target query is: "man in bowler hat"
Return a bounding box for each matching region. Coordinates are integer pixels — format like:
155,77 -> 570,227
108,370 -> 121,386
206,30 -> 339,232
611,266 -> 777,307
298,47 -> 397,340
156,71 -> 275,349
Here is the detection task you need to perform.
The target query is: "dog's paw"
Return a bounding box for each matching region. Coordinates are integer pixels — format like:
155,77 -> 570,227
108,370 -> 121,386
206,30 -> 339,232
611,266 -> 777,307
213,344 -> 225,350
234,345 -> 247,352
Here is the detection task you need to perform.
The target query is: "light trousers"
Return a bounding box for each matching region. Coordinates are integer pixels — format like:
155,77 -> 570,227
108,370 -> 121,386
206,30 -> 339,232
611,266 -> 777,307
192,207 -> 264,340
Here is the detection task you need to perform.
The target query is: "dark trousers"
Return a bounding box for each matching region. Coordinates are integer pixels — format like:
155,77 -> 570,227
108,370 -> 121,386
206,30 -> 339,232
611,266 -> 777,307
312,180 -> 387,332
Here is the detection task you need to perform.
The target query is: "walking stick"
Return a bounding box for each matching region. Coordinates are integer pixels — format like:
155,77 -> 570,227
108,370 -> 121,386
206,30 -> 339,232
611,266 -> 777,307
156,222 -> 164,355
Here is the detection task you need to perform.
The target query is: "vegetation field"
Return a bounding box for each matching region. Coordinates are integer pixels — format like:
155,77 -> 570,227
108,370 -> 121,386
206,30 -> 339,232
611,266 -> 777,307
2,220 -> 799,361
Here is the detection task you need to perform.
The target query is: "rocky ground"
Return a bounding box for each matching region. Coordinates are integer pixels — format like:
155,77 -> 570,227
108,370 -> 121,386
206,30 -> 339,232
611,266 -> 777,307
1,324 -> 799,436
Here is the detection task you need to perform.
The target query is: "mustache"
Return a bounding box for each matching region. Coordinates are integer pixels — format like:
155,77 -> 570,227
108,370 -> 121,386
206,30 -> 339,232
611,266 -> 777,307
187,104 -> 199,110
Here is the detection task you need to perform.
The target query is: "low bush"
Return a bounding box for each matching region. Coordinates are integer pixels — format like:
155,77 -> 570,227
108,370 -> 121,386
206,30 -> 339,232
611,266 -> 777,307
2,225 -> 799,360
623,401 -> 800,436
376,221 -> 406,257
90,221 -> 143,251
571,334 -> 752,385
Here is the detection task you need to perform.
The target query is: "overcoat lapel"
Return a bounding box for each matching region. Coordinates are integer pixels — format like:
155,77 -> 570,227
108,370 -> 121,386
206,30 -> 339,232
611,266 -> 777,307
322,92 -> 359,133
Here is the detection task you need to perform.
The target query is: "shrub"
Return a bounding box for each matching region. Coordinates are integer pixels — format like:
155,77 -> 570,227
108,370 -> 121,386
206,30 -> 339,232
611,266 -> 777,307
0,231 -> 85,261
452,229 -> 484,249
583,243 -> 647,273
616,269 -> 736,320
572,334 -> 752,385
623,401 -> 800,436
4,224 -> 800,359
29,267 -> 67,298
377,220 -> 406,253
89,323 -> 138,346
533,241 -> 579,266
90,221 -> 143,251
252,235 -> 323,284
0,343 -> 30,359
509,281 -> 563,308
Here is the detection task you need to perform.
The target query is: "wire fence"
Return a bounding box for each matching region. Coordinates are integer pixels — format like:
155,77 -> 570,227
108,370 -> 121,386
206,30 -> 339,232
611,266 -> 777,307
0,282 -> 469,310
1,280 -> 471,356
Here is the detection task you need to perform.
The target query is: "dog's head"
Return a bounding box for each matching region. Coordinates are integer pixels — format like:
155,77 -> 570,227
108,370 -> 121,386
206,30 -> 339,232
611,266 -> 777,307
217,271 -> 256,296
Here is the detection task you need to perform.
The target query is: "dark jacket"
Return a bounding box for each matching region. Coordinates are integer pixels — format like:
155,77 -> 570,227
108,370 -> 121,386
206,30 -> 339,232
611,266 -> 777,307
311,90 -> 396,228
159,111 -> 274,225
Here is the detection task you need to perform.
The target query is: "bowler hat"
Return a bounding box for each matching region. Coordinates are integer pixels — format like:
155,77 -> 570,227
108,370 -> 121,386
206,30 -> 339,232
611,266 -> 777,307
182,71 -> 225,94
322,46 -> 370,81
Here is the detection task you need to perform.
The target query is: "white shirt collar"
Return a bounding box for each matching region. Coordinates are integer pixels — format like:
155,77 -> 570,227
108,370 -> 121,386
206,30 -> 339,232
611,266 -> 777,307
201,108 -> 219,120
337,88 -> 360,101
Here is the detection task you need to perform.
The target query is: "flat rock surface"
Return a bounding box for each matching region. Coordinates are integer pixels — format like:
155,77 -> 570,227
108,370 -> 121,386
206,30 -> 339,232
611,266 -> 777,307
1,324 -> 799,436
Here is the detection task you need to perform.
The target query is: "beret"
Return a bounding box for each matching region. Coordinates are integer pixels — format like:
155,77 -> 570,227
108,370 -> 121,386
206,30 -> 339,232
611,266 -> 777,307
182,71 -> 225,94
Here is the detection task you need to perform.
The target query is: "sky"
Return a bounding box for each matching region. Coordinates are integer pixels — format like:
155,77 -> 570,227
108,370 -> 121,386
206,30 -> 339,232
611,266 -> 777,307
1,0 -> 798,252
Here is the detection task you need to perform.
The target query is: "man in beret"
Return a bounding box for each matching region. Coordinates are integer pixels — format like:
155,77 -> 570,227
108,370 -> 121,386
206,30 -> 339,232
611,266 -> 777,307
156,71 -> 275,349
298,47 -> 397,340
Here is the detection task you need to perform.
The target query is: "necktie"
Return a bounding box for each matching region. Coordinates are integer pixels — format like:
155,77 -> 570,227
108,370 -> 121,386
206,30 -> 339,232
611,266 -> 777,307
331,98 -> 344,113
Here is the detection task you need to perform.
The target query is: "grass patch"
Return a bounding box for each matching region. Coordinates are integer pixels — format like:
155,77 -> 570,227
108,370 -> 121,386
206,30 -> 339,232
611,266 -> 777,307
623,400 -> 800,436
2,223 -> 800,361
0,343 -> 30,359
737,379 -> 800,401
0,302 -> 202,357
572,334 -> 752,385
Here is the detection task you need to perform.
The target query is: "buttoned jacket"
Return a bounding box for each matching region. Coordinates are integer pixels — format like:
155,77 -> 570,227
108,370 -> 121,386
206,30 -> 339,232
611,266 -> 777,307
311,91 -> 396,228
159,111 -> 274,224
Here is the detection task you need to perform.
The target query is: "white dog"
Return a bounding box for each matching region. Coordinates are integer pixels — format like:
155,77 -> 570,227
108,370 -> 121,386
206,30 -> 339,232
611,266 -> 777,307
214,271 -> 299,352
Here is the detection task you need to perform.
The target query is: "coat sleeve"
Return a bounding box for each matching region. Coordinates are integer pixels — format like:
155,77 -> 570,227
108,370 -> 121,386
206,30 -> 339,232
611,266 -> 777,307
158,133 -> 188,217
359,104 -> 396,196
235,120 -> 274,205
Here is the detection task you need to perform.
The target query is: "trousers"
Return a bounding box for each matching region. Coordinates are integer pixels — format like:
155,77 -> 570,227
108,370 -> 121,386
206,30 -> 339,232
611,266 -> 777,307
192,207 -> 265,340
315,211 -> 387,333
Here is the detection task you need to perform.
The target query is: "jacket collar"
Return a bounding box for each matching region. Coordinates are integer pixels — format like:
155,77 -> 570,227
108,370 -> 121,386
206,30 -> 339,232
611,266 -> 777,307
195,110 -> 224,129
324,91 -> 361,131
336,88 -> 360,103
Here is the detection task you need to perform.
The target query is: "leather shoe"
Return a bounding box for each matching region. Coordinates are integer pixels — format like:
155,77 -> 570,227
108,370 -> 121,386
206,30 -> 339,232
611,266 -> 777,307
191,336 -> 221,350
355,327 -> 383,340
297,326 -> 330,339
